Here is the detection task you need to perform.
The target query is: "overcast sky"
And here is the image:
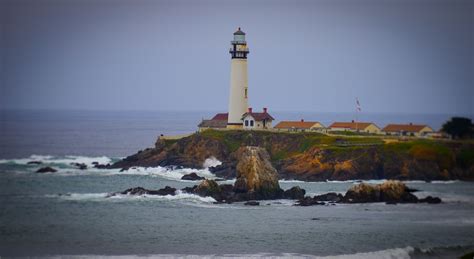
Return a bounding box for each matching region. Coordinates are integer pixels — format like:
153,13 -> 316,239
1,0 -> 473,114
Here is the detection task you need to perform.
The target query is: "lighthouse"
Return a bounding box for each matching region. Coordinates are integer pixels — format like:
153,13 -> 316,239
227,27 -> 249,129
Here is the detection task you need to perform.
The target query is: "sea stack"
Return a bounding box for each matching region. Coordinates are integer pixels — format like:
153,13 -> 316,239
227,27 -> 249,129
234,146 -> 282,199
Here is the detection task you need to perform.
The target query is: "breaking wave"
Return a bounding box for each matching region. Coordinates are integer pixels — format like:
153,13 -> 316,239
0,155 -> 221,181
0,154 -> 113,167
46,190 -> 217,204
203,156 -> 222,168
30,245 -> 474,258
109,166 -> 217,181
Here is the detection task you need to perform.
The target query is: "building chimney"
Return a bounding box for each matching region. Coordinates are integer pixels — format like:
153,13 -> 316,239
409,122 -> 413,125
352,120 -> 355,123
301,119 -> 304,122
263,107 -> 267,113
248,107 -> 252,113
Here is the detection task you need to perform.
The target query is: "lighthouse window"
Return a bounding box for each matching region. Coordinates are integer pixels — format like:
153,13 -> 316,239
244,88 -> 248,98
245,120 -> 249,126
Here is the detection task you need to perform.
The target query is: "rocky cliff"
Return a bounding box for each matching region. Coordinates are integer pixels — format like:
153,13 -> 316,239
111,130 -> 474,181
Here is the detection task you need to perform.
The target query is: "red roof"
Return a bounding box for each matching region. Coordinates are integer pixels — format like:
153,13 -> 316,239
382,124 -> 433,133
242,112 -> 274,121
211,113 -> 228,121
329,122 -> 377,130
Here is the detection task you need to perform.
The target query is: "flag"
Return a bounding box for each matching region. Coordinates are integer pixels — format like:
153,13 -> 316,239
356,98 -> 361,112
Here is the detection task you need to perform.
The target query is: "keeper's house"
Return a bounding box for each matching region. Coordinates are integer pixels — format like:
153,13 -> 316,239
274,119 -> 325,132
241,107 -> 275,130
329,121 -> 381,134
382,123 -> 434,137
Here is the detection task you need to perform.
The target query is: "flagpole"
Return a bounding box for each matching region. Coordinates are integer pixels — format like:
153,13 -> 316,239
355,97 -> 362,133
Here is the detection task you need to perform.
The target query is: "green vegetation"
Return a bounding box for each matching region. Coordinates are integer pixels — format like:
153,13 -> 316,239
383,139 -> 455,170
163,139 -> 178,148
197,130 -> 469,170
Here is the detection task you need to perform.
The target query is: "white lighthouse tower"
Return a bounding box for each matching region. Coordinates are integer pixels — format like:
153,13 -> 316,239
227,27 -> 249,129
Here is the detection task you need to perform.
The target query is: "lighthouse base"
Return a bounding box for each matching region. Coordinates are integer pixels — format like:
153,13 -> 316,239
226,123 -> 243,129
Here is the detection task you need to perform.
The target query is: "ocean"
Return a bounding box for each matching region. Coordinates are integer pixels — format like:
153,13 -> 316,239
0,110 -> 473,258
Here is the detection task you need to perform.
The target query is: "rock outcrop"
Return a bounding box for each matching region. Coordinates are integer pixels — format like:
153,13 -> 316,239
296,181 -> 441,206
343,180 -> 418,203
110,130 -> 474,181
36,167 -> 57,173
118,186 -> 177,196
233,146 -> 282,199
181,172 -> 205,181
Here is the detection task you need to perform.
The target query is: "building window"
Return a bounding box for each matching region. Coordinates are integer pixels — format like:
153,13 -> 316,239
245,120 -> 249,126
244,88 -> 248,98
250,120 -> 254,127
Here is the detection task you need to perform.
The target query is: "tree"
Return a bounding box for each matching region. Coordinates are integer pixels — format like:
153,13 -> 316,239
441,117 -> 473,139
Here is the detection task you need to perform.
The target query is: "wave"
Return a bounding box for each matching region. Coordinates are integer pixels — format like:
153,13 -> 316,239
106,166 -> 217,181
325,179 -> 462,185
203,156 -> 222,168
279,179 -> 306,183
0,155 -> 221,181
0,154 -> 113,167
46,190 -> 217,204
34,245 -> 474,258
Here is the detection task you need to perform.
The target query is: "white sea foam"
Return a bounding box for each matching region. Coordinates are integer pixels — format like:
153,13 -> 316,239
47,190 -> 217,204
39,247 -> 416,258
203,156 -> 222,168
430,180 -> 460,184
0,154 -> 112,167
279,179 -> 306,183
111,166 -> 217,181
316,246 -> 414,259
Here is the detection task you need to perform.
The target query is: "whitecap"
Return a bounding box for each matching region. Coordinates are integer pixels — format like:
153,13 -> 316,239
46,190 -> 217,204
109,166 -> 217,181
0,154 -> 113,167
203,156 -> 222,168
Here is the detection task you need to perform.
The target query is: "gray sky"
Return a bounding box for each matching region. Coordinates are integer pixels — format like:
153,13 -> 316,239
1,0 -> 473,114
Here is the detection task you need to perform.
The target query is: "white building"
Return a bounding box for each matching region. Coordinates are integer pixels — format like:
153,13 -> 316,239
241,107 -> 274,130
227,28 -> 250,129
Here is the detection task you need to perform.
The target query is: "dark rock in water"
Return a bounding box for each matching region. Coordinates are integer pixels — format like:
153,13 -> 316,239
208,162 -> 236,180
343,181 -> 418,203
94,163 -> 110,169
71,162 -> 87,170
181,172 -> 205,181
418,196 -> 442,204
119,186 -> 176,196
36,167 -> 57,173
244,201 -> 260,206
296,197 -> 326,206
194,180 -> 222,199
92,162 -> 99,165
313,192 -> 344,203
27,161 -> 42,165
120,187 -> 150,195
294,181 -> 441,206
311,218 -> 321,220
181,186 -> 197,194
152,186 -> 177,196
283,186 -> 306,199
